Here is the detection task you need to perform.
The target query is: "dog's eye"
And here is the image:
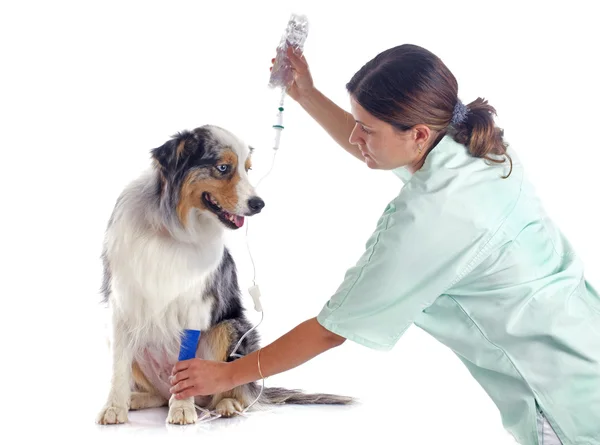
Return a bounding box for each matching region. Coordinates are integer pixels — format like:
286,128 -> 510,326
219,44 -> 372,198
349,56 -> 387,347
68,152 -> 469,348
216,164 -> 230,174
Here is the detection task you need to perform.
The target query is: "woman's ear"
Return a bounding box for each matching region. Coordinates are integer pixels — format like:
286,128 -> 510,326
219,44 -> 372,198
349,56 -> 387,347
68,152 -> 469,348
412,124 -> 432,149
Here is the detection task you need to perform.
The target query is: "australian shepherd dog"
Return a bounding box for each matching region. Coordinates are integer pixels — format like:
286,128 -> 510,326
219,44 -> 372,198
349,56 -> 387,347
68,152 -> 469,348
96,125 -> 351,425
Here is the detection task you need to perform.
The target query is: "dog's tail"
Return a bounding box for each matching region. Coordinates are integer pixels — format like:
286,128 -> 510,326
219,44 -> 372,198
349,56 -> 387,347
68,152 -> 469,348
261,386 -> 354,405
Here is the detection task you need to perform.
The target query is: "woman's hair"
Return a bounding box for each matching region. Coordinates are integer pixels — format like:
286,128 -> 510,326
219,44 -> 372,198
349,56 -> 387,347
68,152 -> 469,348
346,44 -> 512,178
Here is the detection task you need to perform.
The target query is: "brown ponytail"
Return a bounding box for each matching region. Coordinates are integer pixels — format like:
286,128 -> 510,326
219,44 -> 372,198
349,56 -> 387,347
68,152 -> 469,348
346,44 -> 513,178
452,98 -> 512,178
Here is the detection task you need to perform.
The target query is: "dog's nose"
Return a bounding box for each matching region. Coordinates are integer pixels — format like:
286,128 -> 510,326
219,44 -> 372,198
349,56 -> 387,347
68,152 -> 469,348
248,197 -> 265,214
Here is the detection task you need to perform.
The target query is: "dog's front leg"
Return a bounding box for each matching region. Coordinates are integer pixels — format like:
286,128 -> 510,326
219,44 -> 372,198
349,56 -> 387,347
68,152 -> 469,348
166,305 -> 208,425
96,313 -> 133,425
166,393 -> 198,425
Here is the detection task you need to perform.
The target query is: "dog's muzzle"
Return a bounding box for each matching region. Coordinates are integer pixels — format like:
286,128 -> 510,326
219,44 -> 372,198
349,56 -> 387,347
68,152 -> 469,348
247,197 -> 265,215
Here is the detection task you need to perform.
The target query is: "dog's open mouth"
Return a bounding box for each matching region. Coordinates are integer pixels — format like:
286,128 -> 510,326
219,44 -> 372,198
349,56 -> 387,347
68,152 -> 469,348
202,192 -> 245,229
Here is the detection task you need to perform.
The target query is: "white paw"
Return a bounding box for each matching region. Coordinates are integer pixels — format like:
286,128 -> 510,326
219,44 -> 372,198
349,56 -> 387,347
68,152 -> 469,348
167,399 -> 198,425
96,405 -> 128,425
215,398 -> 243,417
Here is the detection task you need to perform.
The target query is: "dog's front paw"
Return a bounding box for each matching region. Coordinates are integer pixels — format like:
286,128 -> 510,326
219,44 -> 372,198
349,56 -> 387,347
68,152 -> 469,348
167,399 -> 198,425
215,398 -> 243,417
96,405 -> 128,425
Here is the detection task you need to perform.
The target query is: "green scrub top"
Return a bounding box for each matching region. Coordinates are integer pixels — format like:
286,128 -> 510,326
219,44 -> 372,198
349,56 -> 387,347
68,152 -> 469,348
317,135 -> 600,445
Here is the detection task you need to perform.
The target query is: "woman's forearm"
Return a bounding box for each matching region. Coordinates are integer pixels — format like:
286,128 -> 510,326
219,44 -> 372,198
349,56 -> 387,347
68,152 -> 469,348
297,89 -> 364,162
228,317 -> 345,388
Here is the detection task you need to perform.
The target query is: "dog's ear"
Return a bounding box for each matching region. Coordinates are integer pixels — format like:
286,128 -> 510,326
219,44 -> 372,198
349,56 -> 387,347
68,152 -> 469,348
151,137 -> 186,174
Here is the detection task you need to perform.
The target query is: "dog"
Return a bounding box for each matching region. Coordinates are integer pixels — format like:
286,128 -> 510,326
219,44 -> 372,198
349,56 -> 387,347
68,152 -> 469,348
96,125 -> 352,425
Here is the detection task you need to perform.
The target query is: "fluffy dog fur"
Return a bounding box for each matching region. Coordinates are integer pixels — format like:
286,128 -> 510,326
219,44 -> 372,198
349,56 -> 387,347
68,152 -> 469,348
96,125 -> 352,425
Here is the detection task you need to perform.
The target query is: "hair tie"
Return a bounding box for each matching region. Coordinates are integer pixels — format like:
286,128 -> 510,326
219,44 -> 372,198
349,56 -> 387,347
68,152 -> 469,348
451,100 -> 469,125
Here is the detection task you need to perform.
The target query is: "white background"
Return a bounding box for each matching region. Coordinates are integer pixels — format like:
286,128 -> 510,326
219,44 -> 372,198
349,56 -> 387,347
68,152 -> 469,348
1,1 -> 598,444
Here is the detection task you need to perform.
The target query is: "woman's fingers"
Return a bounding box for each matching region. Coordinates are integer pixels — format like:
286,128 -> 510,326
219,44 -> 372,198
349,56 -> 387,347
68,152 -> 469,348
286,47 -> 307,71
169,369 -> 190,386
270,47 -> 307,71
171,359 -> 192,375
174,387 -> 198,400
170,376 -> 194,395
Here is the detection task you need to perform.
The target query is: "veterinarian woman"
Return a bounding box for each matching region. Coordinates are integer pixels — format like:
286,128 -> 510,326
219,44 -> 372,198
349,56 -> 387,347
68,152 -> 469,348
170,44 -> 600,445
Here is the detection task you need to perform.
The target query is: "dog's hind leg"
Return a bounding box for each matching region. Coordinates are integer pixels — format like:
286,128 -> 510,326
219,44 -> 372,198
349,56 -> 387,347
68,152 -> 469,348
130,393 -> 168,410
130,361 -> 168,410
213,385 -> 260,417
200,321 -> 260,417
96,312 -> 134,425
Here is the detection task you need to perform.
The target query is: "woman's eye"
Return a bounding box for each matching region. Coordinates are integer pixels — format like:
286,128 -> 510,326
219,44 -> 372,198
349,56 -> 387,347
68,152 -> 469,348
216,164 -> 230,173
361,125 -> 372,135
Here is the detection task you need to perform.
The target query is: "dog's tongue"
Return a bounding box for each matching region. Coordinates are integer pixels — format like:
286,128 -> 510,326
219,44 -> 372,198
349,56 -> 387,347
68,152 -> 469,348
234,215 -> 244,228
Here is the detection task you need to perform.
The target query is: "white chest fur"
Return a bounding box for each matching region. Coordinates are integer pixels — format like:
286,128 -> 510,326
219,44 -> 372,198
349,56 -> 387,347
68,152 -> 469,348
104,174 -> 225,351
109,223 -> 222,314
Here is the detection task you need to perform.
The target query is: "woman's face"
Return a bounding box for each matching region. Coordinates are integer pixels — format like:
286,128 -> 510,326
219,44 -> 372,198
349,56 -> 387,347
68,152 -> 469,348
349,97 -> 431,173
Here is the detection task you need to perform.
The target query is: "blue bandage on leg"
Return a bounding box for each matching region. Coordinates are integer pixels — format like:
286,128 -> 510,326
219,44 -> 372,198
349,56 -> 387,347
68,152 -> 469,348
178,329 -> 201,361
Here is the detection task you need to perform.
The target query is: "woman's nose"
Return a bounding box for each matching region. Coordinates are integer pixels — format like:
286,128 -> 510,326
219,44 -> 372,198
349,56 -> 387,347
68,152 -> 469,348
349,124 -> 361,145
